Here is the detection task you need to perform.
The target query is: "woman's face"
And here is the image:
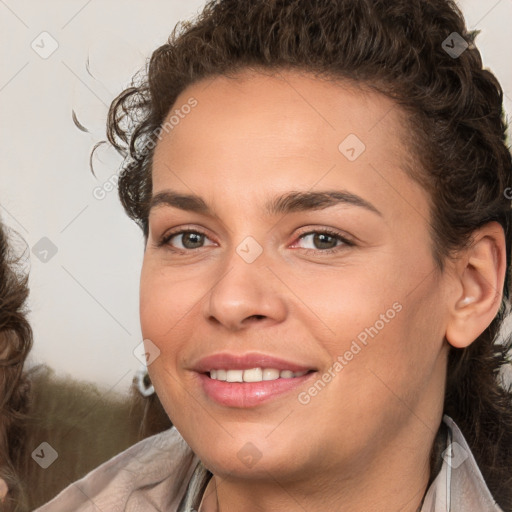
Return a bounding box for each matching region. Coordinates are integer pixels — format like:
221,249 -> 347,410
141,69 -> 451,483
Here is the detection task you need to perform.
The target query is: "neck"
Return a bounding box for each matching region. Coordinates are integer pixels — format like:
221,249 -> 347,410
199,421 -> 435,512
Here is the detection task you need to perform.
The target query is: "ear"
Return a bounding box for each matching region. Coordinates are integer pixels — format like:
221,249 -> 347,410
445,221 -> 507,349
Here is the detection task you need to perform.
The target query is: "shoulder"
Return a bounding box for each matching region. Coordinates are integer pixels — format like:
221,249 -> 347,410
34,426 -> 199,512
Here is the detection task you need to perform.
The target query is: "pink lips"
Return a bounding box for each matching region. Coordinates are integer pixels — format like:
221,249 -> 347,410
193,352 -> 314,373
192,352 -> 317,408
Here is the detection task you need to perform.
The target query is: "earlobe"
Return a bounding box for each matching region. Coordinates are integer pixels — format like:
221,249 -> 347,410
445,222 -> 506,349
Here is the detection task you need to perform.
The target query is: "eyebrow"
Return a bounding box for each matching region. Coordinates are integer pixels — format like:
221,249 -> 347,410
149,190 -> 382,217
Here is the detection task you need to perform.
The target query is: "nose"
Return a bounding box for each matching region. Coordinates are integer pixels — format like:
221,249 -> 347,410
202,250 -> 288,331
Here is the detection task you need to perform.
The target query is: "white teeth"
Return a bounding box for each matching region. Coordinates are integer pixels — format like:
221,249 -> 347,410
209,367 -> 309,382
243,368 -> 263,382
225,369 -> 244,382
262,368 -> 280,381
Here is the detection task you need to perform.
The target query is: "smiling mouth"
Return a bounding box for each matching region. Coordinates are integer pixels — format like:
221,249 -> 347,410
198,367 -> 317,408
207,367 -> 315,382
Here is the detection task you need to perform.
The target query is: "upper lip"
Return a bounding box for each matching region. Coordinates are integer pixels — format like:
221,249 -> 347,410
192,352 -> 317,373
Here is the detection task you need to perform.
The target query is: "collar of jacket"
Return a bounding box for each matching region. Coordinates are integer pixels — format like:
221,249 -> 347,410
419,414 -> 503,512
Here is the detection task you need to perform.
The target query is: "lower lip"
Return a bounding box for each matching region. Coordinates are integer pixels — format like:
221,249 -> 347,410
197,372 -> 316,408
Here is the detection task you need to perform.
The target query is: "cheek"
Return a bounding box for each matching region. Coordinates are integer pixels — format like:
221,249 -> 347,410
301,260 -> 401,345
139,260 -> 198,341
139,261 -> 201,424
305,251 -> 445,406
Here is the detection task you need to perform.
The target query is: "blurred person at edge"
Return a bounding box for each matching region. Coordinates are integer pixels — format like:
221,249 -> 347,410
0,220 -> 32,511
37,0 -> 512,511
0,219 -> 172,511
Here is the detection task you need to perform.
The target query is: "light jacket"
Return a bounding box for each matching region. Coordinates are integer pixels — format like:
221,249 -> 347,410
35,415 -> 504,511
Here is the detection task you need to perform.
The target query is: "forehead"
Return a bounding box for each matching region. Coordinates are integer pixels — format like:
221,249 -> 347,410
151,69 -> 426,223
154,68 -> 408,159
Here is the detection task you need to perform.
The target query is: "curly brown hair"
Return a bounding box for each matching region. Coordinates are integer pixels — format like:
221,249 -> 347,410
0,221 -> 32,511
98,0 -> 512,509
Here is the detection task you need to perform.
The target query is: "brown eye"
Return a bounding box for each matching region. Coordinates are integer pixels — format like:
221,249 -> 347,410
306,233 -> 339,250
160,229 -> 214,251
177,232 -> 205,249
295,230 -> 352,253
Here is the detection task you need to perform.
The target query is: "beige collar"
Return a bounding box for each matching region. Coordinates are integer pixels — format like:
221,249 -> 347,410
197,475 -> 217,512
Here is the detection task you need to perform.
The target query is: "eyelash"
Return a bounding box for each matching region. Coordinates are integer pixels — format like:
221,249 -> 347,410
158,227 -> 355,255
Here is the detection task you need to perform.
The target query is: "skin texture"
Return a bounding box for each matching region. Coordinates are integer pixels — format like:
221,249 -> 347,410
140,69 -> 505,512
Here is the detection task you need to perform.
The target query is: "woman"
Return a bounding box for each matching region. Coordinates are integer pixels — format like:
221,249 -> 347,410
38,0 -> 512,510
0,221 -> 32,511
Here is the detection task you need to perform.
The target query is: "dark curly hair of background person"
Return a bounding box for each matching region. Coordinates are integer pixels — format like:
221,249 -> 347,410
0,221 -> 32,512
